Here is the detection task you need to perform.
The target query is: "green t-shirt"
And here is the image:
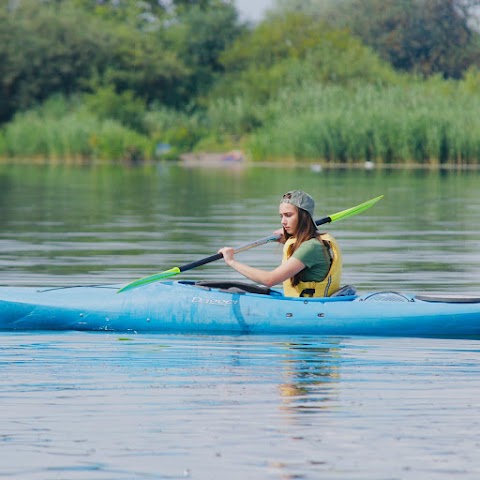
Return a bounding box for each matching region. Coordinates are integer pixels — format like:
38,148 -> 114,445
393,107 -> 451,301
291,238 -> 331,282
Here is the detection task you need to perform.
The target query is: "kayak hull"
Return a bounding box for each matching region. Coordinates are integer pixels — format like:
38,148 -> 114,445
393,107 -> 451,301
1,281 -> 480,338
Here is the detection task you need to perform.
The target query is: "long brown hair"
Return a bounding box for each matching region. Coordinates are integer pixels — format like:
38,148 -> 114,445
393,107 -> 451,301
284,207 -> 320,287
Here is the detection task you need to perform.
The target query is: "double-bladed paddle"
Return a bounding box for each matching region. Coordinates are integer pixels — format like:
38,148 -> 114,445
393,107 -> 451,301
117,194 -> 383,293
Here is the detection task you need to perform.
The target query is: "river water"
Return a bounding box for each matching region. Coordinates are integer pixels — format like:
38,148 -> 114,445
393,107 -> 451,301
1,163 -> 480,479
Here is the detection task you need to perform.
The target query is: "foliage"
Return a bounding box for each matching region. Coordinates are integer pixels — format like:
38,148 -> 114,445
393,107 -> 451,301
69,0 -> 168,27
0,96 -> 153,162
220,13 -> 329,70
94,24 -> 188,108
293,0 -> 480,79
1,0 -> 480,165
213,14 -> 400,105
460,66 -> 480,94
0,0 -> 234,122
247,81 -> 480,165
163,1 -> 245,102
90,120 -> 154,162
84,87 -> 148,134
143,107 -> 207,154
205,97 -> 264,136
0,1 -> 112,122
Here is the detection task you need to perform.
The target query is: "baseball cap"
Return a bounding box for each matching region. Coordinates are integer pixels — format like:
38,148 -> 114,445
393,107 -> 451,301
280,190 -> 316,226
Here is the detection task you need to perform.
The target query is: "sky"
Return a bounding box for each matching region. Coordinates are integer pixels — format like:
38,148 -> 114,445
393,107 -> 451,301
235,0 -> 275,22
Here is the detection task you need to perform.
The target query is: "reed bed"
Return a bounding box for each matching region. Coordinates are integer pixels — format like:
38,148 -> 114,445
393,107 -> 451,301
1,79 -> 479,166
0,105 -> 154,162
246,82 -> 480,165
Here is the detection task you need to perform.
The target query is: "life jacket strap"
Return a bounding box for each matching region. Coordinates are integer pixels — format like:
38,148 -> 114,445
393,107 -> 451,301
299,289 -> 316,298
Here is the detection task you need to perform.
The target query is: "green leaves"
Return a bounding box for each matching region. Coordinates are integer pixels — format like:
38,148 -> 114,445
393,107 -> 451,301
327,0 -> 480,79
0,3 -> 111,122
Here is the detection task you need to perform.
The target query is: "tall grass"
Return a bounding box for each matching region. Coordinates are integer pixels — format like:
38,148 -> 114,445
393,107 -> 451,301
143,108 -> 206,155
246,81 -> 480,165
0,97 -> 154,162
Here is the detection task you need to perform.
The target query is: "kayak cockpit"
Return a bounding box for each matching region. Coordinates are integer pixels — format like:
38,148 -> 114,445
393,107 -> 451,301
184,280 -> 282,296
177,280 -> 358,301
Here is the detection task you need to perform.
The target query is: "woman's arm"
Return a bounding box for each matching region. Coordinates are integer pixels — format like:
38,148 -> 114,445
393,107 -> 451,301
218,247 -> 304,288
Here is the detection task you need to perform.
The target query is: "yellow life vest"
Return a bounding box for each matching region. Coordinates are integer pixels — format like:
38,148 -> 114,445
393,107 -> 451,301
282,233 -> 342,297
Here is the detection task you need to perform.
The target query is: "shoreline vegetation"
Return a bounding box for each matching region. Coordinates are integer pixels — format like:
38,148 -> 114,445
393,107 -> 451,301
1,80 -> 479,168
1,1 -> 480,167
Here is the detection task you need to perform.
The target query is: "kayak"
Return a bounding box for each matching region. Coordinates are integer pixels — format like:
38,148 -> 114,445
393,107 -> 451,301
1,280 -> 480,338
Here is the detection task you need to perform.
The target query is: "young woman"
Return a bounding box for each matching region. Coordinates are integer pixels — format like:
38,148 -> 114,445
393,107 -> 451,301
218,190 -> 342,297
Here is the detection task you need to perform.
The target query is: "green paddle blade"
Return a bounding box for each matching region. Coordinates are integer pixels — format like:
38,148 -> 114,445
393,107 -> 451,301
328,195 -> 383,223
117,267 -> 180,293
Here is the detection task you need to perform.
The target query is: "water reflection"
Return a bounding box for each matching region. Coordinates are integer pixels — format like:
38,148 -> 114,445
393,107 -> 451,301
277,340 -> 343,413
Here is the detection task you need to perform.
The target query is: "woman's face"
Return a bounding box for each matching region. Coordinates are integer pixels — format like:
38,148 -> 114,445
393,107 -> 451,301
279,202 -> 299,235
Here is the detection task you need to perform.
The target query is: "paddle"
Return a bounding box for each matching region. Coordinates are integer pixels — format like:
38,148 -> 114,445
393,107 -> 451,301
117,194 -> 383,293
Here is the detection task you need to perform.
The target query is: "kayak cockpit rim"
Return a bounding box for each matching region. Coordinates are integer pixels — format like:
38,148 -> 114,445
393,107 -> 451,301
176,280 -> 359,302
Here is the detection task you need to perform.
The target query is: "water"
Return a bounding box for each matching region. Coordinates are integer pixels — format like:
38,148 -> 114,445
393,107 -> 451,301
1,163 -> 480,478
1,164 -> 479,292
2,333 -> 480,479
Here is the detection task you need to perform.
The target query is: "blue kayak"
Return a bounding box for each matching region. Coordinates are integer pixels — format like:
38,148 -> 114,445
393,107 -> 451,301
0,280 -> 479,338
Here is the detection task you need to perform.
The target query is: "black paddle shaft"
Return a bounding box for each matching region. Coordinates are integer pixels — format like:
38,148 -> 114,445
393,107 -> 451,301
179,253 -> 223,273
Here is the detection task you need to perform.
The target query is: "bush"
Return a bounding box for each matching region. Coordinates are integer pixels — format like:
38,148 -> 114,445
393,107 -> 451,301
143,107 -> 206,152
0,96 -> 153,162
90,120 -> 153,162
84,86 -> 148,134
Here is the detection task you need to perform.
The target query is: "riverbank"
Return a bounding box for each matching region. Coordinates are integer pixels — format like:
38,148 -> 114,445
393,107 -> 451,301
2,155 -> 480,171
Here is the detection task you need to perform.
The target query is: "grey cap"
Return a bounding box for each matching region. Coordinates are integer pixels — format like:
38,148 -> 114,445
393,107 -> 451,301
280,190 -> 315,221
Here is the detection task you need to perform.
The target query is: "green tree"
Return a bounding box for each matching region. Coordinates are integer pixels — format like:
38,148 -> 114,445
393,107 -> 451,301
0,0 -> 190,122
83,86 -> 148,133
0,3 -> 112,122
305,0 -> 480,78
69,0 -> 168,29
0,0 -> 244,122
213,13 -> 398,104
165,1 -> 245,102
97,24 -> 188,108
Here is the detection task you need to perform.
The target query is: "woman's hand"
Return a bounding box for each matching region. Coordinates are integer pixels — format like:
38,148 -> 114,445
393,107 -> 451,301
274,228 -> 286,244
217,244 -> 305,288
218,247 -> 235,265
